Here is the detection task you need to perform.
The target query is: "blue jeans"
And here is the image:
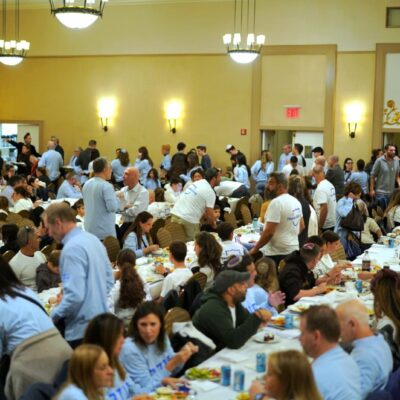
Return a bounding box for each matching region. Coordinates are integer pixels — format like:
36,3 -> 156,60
376,193 -> 390,210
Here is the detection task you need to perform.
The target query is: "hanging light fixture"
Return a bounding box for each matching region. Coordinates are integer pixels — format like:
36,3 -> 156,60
223,0 -> 265,64
0,0 -> 30,66
49,0 -> 108,30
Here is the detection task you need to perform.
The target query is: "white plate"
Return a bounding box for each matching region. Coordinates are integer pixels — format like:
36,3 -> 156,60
253,331 -> 279,344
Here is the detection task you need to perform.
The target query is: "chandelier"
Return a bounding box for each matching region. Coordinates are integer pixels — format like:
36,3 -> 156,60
49,0 -> 108,29
0,0 -> 30,66
223,0 -> 265,64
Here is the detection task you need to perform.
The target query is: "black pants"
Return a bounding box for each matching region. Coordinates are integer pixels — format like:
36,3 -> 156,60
0,355 -> 10,400
67,339 -> 83,350
322,226 -> 334,233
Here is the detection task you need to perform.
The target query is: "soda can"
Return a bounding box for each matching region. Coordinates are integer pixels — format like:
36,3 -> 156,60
233,370 -> 245,392
256,353 -> 266,373
355,280 -> 363,294
284,314 -> 294,329
221,365 -> 231,386
389,238 -> 395,248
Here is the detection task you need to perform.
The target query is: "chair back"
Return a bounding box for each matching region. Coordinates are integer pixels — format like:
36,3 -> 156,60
164,307 -> 191,338
234,197 -> 249,220
2,250 -> 15,263
150,218 -> 165,245
157,228 -> 173,248
186,272 -> 208,291
103,236 -> 121,264
331,241 -> 347,262
16,218 -> 35,229
249,194 -> 263,218
224,212 -> 238,229
18,210 -> 31,219
0,213 -> 7,221
240,204 -> 252,225
164,216 -> 172,227
41,244 -> 55,258
165,222 -> 186,243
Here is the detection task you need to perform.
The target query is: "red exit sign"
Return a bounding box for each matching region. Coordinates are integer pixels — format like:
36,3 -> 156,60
285,106 -> 301,119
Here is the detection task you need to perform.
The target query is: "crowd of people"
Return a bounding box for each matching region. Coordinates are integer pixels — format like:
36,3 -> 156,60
0,135 -> 399,400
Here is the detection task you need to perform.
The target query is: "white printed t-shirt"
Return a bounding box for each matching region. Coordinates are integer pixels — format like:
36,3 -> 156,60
313,179 -> 337,229
262,193 -> 303,256
171,179 -> 216,224
160,268 -> 193,297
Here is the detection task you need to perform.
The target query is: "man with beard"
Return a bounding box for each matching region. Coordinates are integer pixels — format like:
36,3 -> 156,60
370,143 -> 400,210
192,270 -> 272,350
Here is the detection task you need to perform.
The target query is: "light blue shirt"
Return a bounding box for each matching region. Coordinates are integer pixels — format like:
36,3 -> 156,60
278,153 -> 292,172
242,285 -> 277,315
105,370 -> 138,400
334,197 -> 354,245
145,179 -> 161,191
349,171 -> 369,194
120,337 -> 176,393
0,287 -> 54,356
57,180 -> 83,199
83,177 -> 120,239
135,159 -> 152,185
0,185 -> 14,205
51,227 -> 114,341
58,384 -> 88,400
38,149 -> 63,181
161,154 -> 171,171
111,159 -> 130,183
312,345 -> 361,400
234,165 -> 250,189
123,232 -> 149,258
180,166 -> 203,183
251,161 -> 274,183
351,334 -> 393,398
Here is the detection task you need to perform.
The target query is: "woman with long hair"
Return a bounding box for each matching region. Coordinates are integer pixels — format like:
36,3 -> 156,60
343,157 -> 353,184
251,151 -> 274,196
111,149 -> 130,188
12,186 -> 33,213
145,168 -> 161,191
233,153 -> 250,193
120,301 -> 198,393
371,269 -> 400,369
192,231 -> 222,289
249,350 -> 322,400
384,189 -> 400,230
57,344 -> 113,400
122,211 -> 159,257
83,313 -> 138,399
135,146 -> 153,185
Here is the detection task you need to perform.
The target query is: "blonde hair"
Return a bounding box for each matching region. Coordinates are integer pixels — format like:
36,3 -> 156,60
255,257 -> 279,293
65,344 -> 107,400
268,350 -> 322,400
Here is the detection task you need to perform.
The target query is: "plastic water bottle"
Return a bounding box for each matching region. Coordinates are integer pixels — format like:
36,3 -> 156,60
252,215 -> 258,230
362,251 -> 371,272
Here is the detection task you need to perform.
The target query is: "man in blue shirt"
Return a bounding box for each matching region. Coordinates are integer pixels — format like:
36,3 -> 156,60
57,172 -> 82,199
44,203 -> 114,348
300,305 -> 361,400
277,144 -> 293,171
83,157 -> 120,239
38,140 -> 63,182
336,300 -> 393,398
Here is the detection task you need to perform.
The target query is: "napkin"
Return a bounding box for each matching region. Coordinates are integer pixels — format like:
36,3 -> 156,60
219,352 -> 248,363
190,380 -> 220,392
135,257 -> 149,266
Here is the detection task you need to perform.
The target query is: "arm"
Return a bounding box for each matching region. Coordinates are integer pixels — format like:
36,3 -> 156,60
250,222 -> 278,254
204,207 -> 217,228
336,197 -> 354,218
124,189 -> 149,217
318,203 -> 328,229
294,284 -> 327,301
38,153 -> 46,168
123,233 -> 144,258
369,161 -> 380,196
102,183 -> 120,212
250,161 -> 260,178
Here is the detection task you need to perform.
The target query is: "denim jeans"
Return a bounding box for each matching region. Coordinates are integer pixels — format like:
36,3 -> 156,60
375,193 -> 390,210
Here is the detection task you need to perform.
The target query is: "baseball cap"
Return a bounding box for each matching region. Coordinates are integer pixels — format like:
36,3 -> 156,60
213,270 -> 250,293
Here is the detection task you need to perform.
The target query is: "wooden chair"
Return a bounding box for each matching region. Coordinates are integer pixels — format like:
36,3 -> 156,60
224,212 -> 238,229
331,242 -> 347,262
2,250 -> 15,263
186,272 -> 208,291
165,222 -> 187,243
156,227 -> 173,248
18,210 -> 31,220
164,216 -> 172,227
234,197 -> 249,221
103,236 -> 121,264
150,218 -> 165,245
164,307 -> 191,338
240,204 -> 253,225
47,191 -> 56,200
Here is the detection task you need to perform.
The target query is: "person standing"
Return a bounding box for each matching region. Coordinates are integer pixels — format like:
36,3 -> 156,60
251,150 -> 274,195
76,140 -> 100,172
50,136 -> 64,162
44,203 -> 114,348
38,140 -> 63,183
326,155 -> 344,199
83,157 -> 119,240
169,142 -> 187,178
135,146 -> 153,186
370,143 -> 400,210
6,132 -> 41,158
160,144 -> 171,177
278,144 -> 293,172
225,144 -> 248,166
196,145 -> 212,170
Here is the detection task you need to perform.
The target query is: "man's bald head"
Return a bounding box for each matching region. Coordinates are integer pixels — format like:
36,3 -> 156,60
123,167 -> 139,188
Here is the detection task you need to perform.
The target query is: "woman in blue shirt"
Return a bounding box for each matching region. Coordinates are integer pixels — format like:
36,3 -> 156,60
145,168 -> 161,191
119,301 -> 198,393
251,151 -> 274,195
111,149 -> 131,188
58,344 -> 113,400
123,211 -> 159,258
233,153 -> 250,192
135,146 -> 153,185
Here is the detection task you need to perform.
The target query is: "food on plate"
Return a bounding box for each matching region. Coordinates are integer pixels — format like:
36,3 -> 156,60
236,393 -> 250,400
185,367 -> 220,381
270,316 -> 285,326
289,303 -> 309,313
152,387 -> 188,400
263,333 -> 275,342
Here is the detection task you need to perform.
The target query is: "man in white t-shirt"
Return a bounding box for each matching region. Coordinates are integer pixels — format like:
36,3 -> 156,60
171,168 -> 220,240
282,156 -> 304,177
312,165 -> 337,231
9,226 -> 46,291
217,222 -> 247,263
250,172 -> 304,266
214,180 -> 248,198
156,241 -> 193,299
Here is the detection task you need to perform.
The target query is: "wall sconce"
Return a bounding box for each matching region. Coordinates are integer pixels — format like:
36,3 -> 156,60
98,98 -> 116,132
345,102 -> 363,139
166,101 -> 182,134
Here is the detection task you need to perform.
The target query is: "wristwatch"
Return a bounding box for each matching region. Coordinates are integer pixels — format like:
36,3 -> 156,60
254,394 -> 267,400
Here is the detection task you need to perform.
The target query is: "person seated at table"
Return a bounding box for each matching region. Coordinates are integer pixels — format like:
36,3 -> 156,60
371,268 -> 400,370
182,168 -> 204,192
82,313 -> 139,399
0,223 -> 19,254
191,231 -> 222,289
200,204 -> 222,232
278,242 -> 327,306
217,221 -> 247,263
357,200 -> 382,250
193,269 -> 272,350
36,166 -> 51,188
36,249 -> 61,293
384,189 -> 400,230
120,301 -> 198,393
233,153 -> 250,194
255,257 -> 280,294
122,211 -> 159,258
12,185 -> 34,213
56,172 -> 83,200
155,241 -> 193,302
164,177 -> 182,204
57,344 -> 113,400
145,168 -> 161,191
249,350 -> 322,400
226,254 -> 285,315
27,176 -> 48,201
336,300 -> 393,398
72,198 -> 85,229
299,305 -> 361,400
